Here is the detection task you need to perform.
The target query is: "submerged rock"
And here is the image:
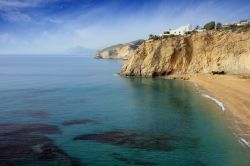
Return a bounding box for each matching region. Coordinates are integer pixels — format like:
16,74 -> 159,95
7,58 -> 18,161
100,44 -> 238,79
0,123 -> 80,165
0,123 -> 61,135
74,131 -> 176,151
62,119 -> 97,126
111,153 -> 157,165
3,109 -> 50,119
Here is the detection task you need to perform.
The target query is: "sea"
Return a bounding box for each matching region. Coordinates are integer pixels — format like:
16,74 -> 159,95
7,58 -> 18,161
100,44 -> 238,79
0,55 -> 249,166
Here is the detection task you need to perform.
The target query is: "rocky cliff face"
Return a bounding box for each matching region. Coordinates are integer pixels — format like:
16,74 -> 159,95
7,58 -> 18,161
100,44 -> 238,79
120,31 -> 250,76
95,40 -> 144,59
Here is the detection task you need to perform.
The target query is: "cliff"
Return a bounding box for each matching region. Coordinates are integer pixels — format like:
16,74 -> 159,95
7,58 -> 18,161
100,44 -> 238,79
95,39 -> 144,59
120,30 -> 250,76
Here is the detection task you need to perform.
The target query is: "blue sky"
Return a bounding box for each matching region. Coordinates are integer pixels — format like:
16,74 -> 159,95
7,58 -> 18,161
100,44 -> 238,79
0,0 -> 249,54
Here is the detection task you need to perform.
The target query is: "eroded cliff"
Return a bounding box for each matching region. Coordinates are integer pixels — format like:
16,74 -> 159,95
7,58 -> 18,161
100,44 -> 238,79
95,40 -> 144,59
120,31 -> 250,76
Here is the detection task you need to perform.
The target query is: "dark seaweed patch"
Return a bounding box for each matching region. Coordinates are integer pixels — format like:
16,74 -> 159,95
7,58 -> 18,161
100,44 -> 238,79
111,153 -> 132,165
74,131 -> 175,151
3,110 -> 50,119
111,153 -> 157,165
133,159 -> 157,166
63,119 -> 97,126
184,160 -> 207,166
0,123 -> 61,136
0,123 -> 81,165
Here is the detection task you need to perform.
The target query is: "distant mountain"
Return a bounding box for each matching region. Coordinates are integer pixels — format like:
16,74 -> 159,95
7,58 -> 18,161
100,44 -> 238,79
65,46 -> 97,56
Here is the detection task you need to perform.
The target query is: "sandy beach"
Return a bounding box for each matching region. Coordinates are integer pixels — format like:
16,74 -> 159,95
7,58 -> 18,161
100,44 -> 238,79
166,74 -> 250,147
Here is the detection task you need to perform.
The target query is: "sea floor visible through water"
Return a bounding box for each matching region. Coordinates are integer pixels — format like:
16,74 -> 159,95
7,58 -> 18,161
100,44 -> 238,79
0,55 -> 249,166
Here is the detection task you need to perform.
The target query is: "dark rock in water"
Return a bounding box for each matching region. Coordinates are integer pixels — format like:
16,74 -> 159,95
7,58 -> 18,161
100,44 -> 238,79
39,143 -> 58,160
37,142 -> 84,165
0,123 -> 61,136
0,123 -> 81,166
111,153 -> 132,165
111,153 -> 157,165
3,109 -> 50,119
184,160 -> 207,166
63,119 -> 97,126
74,131 -> 175,151
19,110 -> 50,119
133,159 -> 157,166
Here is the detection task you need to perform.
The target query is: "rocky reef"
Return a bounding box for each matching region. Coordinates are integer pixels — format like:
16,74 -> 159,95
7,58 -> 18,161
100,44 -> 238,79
95,39 -> 144,59
120,30 -> 250,77
0,123 -> 81,165
74,130 -> 199,152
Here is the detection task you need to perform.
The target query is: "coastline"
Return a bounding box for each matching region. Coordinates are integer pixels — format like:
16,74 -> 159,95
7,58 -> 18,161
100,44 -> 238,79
165,74 -> 250,147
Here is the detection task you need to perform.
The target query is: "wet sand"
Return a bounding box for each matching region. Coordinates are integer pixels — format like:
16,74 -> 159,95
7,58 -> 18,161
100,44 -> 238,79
166,74 -> 250,147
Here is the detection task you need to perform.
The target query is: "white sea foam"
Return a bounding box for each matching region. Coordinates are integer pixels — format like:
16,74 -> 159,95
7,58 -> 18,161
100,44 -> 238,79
189,80 -> 226,112
201,94 -> 226,111
191,80 -> 248,148
113,74 -> 119,76
239,137 -> 250,147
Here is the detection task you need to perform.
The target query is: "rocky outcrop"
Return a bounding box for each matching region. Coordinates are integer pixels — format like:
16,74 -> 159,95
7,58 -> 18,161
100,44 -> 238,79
120,30 -> 250,76
95,40 -> 144,59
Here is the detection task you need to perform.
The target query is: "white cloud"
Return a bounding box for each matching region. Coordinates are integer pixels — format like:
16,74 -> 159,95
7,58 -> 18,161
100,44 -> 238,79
0,0 -> 60,23
0,0 -> 58,10
0,0 -> 249,54
0,33 -> 16,44
1,11 -> 32,22
45,17 -> 64,24
0,0 -> 36,9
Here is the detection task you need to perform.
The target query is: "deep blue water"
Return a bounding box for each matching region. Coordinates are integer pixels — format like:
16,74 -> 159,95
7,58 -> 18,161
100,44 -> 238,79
0,56 -> 249,166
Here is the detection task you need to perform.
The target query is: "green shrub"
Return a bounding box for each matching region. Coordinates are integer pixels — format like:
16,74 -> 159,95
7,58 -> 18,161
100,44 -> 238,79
216,22 -> 222,29
236,24 -> 250,32
195,25 -> 200,30
148,34 -> 161,40
204,21 -> 215,30
149,34 -> 154,39
191,30 -> 198,34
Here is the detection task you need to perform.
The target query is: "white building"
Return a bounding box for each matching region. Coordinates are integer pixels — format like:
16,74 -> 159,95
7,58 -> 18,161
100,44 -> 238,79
163,24 -> 193,36
223,20 -> 250,28
196,29 -> 206,32
237,20 -> 250,26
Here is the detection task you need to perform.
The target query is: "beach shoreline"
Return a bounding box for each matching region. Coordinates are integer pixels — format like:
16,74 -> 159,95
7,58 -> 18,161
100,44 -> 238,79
165,74 -> 250,148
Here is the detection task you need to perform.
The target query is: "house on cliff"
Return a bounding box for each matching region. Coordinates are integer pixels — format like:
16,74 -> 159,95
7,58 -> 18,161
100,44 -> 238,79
162,24 -> 193,36
223,20 -> 250,28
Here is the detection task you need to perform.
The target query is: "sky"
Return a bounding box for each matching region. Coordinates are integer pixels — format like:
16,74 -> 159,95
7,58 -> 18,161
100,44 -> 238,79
0,0 -> 249,54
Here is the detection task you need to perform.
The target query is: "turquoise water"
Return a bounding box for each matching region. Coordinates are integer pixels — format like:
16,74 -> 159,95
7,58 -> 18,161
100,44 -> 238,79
0,56 -> 249,166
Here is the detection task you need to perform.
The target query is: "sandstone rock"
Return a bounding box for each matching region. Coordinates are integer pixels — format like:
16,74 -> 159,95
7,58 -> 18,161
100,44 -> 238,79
95,39 -> 144,59
120,31 -> 250,77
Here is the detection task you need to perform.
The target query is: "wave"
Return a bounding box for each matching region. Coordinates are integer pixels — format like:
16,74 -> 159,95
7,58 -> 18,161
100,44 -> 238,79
189,80 -> 226,112
190,81 -> 250,148
239,137 -> 250,147
201,94 -> 226,111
